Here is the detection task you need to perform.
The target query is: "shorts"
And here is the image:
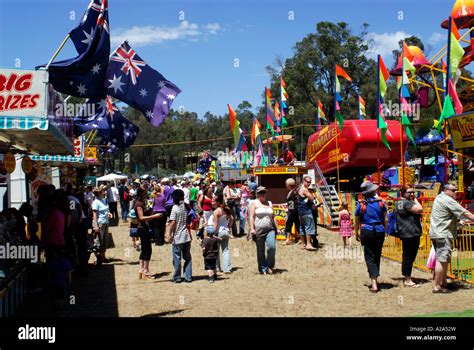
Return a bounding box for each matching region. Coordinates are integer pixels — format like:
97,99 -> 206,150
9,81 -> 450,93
432,238 -> 452,263
299,214 -> 315,236
204,258 -> 217,270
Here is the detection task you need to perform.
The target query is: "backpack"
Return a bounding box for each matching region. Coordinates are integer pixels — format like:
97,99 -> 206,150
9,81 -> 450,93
387,211 -> 398,236
358,198 -> 385,214
187,207 -> 199,230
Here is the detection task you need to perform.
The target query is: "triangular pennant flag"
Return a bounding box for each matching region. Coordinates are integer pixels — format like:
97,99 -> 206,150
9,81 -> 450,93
336,64 -> 352,82
317,100 -> 327,120
401,85 -> 411,98
378,104 -> 391,151
448,78 -> 463,115
379,56 -> 390,98
403,57 -> 416,77
438,95 -> 455,132
451,18 -> 461,41
358,96 -> 366,120
403,42 -> 415,62
450,19 -> 464,77
335,110 -> 344,131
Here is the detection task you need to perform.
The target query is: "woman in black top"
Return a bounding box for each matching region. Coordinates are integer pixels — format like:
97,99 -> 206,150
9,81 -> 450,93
396,185 -> 423,287
284,178 -> 300,245
134,187 -> 163,280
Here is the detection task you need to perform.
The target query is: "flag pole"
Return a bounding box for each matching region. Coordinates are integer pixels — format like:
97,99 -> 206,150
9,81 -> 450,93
377,55 -> 381,189
400,44 -> 406,186
46,34 -> 71,69
334,64 -> 341,194
264,89 -> 272,165
444,17 -> 453,185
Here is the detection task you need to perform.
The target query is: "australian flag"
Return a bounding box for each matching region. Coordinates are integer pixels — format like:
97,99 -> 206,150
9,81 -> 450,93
38,0 -> 110,99
103,106 -> 140,149
73,97 -> 112,137
74,96 -> 139,150
106,41 -> 181,126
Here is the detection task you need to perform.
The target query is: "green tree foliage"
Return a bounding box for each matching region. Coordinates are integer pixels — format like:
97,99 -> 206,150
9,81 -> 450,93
88,22 -> 460,174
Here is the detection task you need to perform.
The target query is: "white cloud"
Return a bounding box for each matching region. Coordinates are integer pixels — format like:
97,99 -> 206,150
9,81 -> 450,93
111,21 -> 221,47
205,23 -> 221,35
366,31 -> 411,61
428,32 -> 445,46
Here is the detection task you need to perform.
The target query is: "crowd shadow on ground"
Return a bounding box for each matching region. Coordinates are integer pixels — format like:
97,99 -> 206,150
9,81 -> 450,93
15,263 -> 119,317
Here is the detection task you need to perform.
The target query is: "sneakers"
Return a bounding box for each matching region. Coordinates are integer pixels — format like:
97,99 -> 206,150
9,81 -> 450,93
173,278 -> 183,283
208,276 -> 214,283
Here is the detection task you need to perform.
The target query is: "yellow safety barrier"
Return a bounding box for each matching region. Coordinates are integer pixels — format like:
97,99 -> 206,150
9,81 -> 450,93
382,197 -> 474,284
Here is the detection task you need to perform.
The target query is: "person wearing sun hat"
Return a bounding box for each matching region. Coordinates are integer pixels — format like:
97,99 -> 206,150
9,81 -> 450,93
354,181 -> 387,293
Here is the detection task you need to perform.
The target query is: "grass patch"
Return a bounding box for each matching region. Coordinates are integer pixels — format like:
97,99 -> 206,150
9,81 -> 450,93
416,310 -> 474,317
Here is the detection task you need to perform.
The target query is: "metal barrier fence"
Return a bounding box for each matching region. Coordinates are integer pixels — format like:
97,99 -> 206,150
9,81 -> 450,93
382,197 -> 474,284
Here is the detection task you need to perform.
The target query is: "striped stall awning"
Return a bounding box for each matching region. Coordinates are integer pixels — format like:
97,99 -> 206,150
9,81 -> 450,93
0,116 -> 48,131
0,116 -> 74,155
31,155 -> 84,163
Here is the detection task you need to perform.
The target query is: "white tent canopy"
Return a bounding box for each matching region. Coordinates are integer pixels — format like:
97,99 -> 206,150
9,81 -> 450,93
96,173 -> 128,182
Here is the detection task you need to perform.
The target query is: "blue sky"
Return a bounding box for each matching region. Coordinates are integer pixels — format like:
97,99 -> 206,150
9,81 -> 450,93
0,0 -> 457,118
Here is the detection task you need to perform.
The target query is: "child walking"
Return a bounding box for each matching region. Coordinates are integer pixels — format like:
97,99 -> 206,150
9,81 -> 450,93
338,202 -> 353,248
201,229 -> 222,283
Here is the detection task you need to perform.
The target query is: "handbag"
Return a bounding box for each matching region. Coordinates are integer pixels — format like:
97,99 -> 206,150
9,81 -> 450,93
426,245 -> 436,270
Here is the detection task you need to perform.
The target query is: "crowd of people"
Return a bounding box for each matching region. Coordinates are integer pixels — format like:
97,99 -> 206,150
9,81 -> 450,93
11,173 -> 472,310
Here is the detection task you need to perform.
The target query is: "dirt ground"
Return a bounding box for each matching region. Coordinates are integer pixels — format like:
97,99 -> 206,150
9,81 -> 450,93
17,223 -> 473,317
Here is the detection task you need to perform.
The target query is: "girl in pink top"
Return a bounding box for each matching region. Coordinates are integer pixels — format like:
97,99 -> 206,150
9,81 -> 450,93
338,202 -> 353,248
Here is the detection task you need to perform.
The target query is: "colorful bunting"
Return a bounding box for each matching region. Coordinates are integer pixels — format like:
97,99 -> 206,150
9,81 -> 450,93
358,96 -> 366,120
377,55 -> 391,150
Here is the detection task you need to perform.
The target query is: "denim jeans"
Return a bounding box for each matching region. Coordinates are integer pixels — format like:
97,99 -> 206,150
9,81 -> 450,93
172,242 -> 192,281
120,201 -> 129,220
216,229 -> 232,272
230,202 -> 244,235
255,230 -> 276,273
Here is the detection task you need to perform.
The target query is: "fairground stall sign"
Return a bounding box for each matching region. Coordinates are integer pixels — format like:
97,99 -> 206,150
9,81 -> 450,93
448,112 -> 474,149
0,68 -> 73,155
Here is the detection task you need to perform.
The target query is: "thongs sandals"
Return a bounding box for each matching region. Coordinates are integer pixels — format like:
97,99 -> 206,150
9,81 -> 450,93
404,282 -> 421,288
432,288 -> 451,293
305,246 -> 317,251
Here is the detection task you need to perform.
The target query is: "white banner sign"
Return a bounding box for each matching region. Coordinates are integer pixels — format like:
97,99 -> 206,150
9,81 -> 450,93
0,68 -> 48,117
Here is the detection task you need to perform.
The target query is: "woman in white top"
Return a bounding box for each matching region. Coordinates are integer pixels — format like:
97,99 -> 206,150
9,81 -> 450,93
249,186 -> 279,275
212,195 -> 234,273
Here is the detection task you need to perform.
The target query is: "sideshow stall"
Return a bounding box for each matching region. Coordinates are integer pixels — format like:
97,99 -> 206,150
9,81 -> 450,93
0,68 -> 74,317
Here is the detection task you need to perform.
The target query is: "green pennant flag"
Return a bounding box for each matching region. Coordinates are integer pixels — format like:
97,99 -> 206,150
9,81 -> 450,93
438,95 -> 455,132
260,154 -> 268,167
267,121 -> 275,136
242,151 -> 248,169
450,33 -> 464,77
335,110 -> 344,131
401,113 -> 416,149
282,116 -> 288,128
378,113 -> 391,151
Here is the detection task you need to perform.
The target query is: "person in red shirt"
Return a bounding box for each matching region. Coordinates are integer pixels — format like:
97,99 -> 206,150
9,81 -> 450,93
276,147 -> 295,165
